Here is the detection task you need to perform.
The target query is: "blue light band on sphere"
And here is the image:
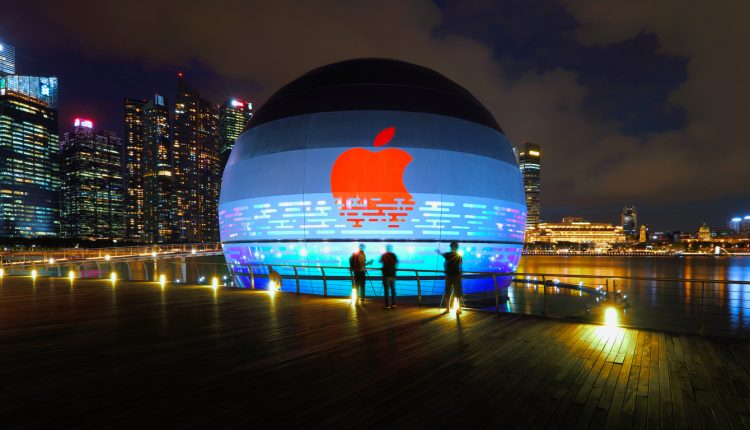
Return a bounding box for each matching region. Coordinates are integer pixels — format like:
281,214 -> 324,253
219,59 -> 527,296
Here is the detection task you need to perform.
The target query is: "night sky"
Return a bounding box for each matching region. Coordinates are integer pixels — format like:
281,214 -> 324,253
4,0 -> 749,231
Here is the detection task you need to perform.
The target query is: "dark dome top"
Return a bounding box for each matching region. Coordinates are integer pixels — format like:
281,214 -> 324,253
247,58 -> 503,133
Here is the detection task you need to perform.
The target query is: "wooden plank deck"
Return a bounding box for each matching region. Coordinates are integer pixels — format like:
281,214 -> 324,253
1,277 -> 750,429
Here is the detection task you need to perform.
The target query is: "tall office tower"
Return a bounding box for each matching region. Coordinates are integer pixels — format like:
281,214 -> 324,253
172,73 -> 200,242
518,141 -> 541,231
61,119 -> 124,240
142,94 -> 173,243
124,98 -> 146,241
197,99 -> 221,241
0,75 -> 60,238
0,40 -> 16,76
621,205 -> 637,238
219,99 -> 252,155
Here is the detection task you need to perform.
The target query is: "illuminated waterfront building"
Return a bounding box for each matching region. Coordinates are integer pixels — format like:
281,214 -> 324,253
697,223 -> 711,241
621,205 -> 637,238
173,74 -> 200,242
518,141 -> 541,231
196,99 -> 221,242
527,218 -> 626,246
729,217 -> 741,233
124,98 -> 146,241
61,119 -> 124,240
220,59 -> 527,295
639,225 -> 648,242
0,39 -> 15,76
219,99 -> 252,155
142,94 -> 173,243
0,71 -> 60,237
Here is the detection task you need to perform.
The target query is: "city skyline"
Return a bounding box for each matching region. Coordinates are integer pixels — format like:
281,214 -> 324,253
2,1 -> 750,231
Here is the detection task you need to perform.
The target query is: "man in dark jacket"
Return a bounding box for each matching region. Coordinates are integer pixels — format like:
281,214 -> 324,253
379,244 -> 399,308
437,241 -> 463,314
349,243 -> 372,303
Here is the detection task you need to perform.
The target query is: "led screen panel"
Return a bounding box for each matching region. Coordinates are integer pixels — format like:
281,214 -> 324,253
220,110 -> 526,295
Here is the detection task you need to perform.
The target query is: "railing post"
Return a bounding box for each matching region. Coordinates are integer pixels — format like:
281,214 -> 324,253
249,265 -> 255,289
700,281 -> 705,336
542,275 -> 547,317
415,270 -> 422,306
293,266 -> 300,294
493,273 -> 499,313
321,267 -> 327,298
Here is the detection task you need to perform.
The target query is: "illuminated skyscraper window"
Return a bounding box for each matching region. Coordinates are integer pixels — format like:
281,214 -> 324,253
0,40 -> 15,76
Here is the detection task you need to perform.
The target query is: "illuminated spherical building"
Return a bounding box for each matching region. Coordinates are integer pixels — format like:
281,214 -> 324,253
220,58 -> 526,296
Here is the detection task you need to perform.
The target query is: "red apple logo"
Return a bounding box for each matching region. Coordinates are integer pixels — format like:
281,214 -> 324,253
330,127 -> 415,228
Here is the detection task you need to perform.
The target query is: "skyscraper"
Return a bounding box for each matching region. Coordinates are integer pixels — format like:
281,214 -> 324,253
124,98 -> 146,242
219,99 -> 252,155
518,141 -> 541,230
197,99 -> 221,241
61,119 -> 124,240
142,94 -> 173,243
0,40 -> 16,76
621,205 -> 637,238
172,73 -> 200,241
172,74 -> 222,242
0,67 -> 60,237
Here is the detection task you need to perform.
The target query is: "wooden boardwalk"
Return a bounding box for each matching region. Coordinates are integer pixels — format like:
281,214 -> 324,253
1,277 -> 750,429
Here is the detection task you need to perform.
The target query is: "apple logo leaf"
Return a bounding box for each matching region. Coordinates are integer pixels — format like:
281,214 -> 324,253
373,126 -> 396,147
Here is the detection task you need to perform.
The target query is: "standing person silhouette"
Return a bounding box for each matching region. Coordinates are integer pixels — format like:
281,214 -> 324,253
379,244 -> 399,309
437,241 -> 463,314
349,243 -> 372,304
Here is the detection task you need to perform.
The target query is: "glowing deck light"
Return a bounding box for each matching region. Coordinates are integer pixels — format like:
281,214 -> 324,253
211,277 -> 219,289
151,251 -> 157,258
110,272 -> 117,283
159,274 -> 166,287
31,269 -> 38,280
351,287 -> 358,303
48,258 -> 55,264
604,307 -> 618,326
268,281 -> 278,296
68,270 -> 75,281
0,268 -> 4,278
104,254 -> 111,261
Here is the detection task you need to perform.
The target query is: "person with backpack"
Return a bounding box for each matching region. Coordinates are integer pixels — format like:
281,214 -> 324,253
349,243 -> 372,304
379,244 -> 399,309
436,241 -> 463,314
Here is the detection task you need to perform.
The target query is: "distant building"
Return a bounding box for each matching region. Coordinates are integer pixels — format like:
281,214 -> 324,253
196,98 -> 221,242
518,141 -> 541,230
639,225 -> 648,243
142,94 -> 174,243
621,205 -> 637,238
172,74 -> 221,242
219,99 -> 252,155
729,216 -> 750,237
729,217 -> 742,232
526,218 -> 625,246
697,223 -> 711,241
0,69 -> 60,237
124,98 -> 146,242
61,119 -> 124,240
0,39 -> 16,76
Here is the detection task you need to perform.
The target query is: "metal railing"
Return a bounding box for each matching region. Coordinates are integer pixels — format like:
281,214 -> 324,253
3,257 -> 749,339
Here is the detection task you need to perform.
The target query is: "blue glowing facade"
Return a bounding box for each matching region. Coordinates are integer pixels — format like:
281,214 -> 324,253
219,59 -> 526,296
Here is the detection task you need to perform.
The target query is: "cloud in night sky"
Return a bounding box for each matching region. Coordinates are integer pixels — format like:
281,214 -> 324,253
4,0 -> 749,230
